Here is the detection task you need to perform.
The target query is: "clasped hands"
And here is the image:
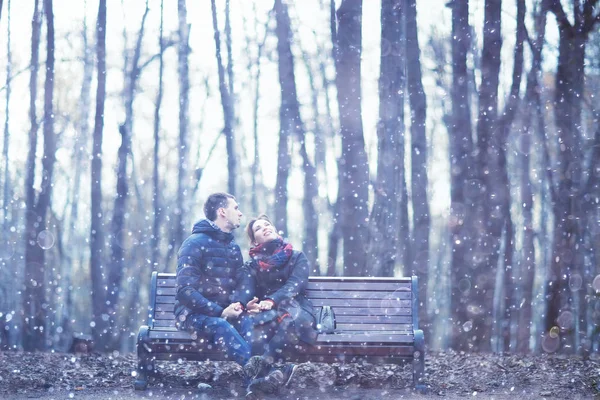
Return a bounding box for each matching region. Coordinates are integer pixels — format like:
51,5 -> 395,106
220,297 -> 273,319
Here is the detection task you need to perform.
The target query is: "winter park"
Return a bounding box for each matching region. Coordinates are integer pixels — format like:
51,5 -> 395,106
1,0 -> 600,398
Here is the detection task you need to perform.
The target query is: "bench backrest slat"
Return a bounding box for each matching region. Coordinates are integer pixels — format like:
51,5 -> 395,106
151,273 -> 417,334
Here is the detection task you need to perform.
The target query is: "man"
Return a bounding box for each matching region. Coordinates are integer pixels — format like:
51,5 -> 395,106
174,192 -> 252,366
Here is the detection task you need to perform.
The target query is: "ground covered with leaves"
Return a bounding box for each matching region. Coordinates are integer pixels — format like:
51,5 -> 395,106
0,350 -> 599,399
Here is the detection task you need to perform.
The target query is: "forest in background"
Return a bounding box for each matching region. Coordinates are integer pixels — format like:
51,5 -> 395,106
0,0 -> 599,357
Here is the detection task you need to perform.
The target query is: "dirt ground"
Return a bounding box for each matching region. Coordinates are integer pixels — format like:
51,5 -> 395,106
1,350 -> 599,399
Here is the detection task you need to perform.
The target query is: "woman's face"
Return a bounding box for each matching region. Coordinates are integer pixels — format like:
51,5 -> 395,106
252,219 -> 278,245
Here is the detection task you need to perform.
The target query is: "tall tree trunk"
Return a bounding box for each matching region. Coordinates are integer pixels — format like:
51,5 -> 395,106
472,0 -> 502,353
61,0 -> 94,345
545,0 -> 600,354
106,0 -> 149,350
174,0 -> 190,251
545,0 -> 598,354
0,0 -> 11,351
23,0 -> 56,352
152,0 -> 165,271
405,0 -> 430,329
517,1 -> 547,351
448,0 -> 476,351
496,0 -> 527,352
273,0 -> 318,263
22,0 -> 41,352
225,0 -> 235,107
249,3 -> 268,215
336,0 -> 370,276
368,0 -> 404,278
224,0 -> 237,195
210,0 -> 236,197
326,0 -> 342,275
90,0 -> 108,351
2,0 -> 11,226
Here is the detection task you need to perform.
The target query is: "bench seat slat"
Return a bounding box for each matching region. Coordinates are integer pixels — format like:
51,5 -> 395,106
334,323 -> 413,331
310,298 -> 411,308
306,281 -> 411,291
316,333 -> 414,344
305,290 -> 411,300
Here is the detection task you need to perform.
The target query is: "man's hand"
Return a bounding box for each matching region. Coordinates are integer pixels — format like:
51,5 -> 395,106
246,297 -> 261,314
221,302 -> 243,320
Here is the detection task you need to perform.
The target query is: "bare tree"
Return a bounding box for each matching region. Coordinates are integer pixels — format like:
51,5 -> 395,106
210,0 -> 237,196
448,0 -> 476,351
90,0 -> 108,350
57,0 -> 95,349
2,0 -> 11,226
368,0 -> 405,278
405,0 -> 430,331
274,0 -> 319,268
546,0 -> 600,353
106,0 -> 149,350
173,0 -> 190,252
470,0 -> 503,352
225,0 -> 235,109
517,1 -> 547,353
335,0 -> 370,276
327,0 -> 342,276
248,3 -> 270,215
152,0 -> 165,270
23,0 -> 56,352
496,0 -> 525,352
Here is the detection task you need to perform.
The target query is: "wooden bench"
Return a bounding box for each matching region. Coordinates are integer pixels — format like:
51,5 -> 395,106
135,272 -> 425,390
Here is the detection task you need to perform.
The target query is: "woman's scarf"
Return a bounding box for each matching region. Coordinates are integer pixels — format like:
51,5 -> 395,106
249,237 -> 293,271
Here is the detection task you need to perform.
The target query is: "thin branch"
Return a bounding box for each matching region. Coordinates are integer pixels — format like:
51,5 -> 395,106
138,41 -> 175,72
546,0 -> 574,34
191,131 -> 222,197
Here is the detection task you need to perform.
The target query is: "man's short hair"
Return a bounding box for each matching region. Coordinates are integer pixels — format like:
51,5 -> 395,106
204,192 -> 235,221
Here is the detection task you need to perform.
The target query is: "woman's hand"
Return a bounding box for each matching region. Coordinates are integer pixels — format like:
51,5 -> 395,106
245,297 -> 261,314
258,299 -> 275,311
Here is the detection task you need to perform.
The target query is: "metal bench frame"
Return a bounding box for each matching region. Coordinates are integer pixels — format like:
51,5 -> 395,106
135,272 -> 425,390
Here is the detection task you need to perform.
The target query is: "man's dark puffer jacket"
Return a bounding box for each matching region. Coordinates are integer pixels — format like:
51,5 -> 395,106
174,219 -> 246,326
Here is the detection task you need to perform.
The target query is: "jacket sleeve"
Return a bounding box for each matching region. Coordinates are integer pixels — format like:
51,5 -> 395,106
267,252 -> 309,306
231,262 -> 256,306
175,251 -> 224,317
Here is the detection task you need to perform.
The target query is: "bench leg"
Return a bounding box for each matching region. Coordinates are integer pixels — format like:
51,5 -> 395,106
135,326 -> 153,390
413,329 -> 426,392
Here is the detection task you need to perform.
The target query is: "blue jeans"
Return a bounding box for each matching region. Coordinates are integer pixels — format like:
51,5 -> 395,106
247,314 -> 299,364
185,315 -> 251,366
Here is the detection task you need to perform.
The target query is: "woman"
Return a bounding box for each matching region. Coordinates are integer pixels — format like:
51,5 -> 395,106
239,214 -> 318,398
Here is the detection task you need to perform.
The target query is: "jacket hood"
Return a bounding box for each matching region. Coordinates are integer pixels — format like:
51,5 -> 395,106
191,219 -> 234,242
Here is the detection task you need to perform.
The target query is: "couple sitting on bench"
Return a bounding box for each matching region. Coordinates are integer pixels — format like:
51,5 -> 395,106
175,192 -> 317,399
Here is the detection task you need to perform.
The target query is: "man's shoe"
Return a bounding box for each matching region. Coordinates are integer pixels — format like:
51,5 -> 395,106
281,363 -> 297,387
243,356 -> 270,381
247,369 -> 284,394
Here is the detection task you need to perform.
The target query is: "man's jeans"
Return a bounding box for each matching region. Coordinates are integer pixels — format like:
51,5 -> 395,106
185,315 -> 252,366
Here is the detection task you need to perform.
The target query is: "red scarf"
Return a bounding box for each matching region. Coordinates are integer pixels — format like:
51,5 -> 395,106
249,238 -> 293,271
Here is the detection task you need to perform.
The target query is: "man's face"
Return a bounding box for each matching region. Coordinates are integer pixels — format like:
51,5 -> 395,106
220,198 -> 243,231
